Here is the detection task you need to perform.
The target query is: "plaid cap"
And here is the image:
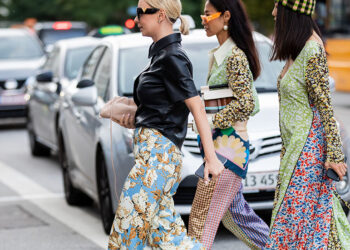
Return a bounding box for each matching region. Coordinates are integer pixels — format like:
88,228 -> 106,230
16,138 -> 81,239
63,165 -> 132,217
275,0 -> 316,15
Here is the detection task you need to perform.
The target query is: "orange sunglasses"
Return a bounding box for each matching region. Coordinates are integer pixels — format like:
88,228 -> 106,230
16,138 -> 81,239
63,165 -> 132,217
200,12 -> 222,23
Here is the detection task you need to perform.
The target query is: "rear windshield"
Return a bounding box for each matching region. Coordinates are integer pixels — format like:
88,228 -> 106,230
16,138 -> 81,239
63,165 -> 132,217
118,40 -> 284,95
0,34 -> 44,60
39,29 -> 86,46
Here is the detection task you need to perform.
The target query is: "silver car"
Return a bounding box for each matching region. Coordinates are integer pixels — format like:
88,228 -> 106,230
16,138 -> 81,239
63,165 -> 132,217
58,29 -> 350,234
26,37 -> 100,156
0,28 -> 45,123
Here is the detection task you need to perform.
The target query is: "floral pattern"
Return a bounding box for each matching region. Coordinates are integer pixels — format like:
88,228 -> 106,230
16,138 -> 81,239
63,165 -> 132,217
268,41 -> 350,249
267,105 -> 334,249
209,46 -> 259,129
108,127 -> 204,250
305,45 -> 344,163
198,127 -> 250,179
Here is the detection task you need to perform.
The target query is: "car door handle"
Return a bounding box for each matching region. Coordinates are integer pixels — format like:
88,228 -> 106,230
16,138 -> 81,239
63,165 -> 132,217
73,110 -> 81,120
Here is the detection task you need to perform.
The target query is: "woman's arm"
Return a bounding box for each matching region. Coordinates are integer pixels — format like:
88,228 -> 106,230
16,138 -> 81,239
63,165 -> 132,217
305,47 -> 347,179
185,96 -> 225,183
213,48 -> 255,129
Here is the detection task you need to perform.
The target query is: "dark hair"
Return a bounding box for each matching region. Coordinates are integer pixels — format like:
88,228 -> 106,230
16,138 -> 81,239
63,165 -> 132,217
209,0 -> 260,80
271,3 -> 321,61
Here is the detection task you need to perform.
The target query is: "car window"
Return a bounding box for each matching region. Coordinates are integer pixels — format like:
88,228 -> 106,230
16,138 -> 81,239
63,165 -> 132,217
42,47 -> 60,77
117,40 -> 284,95
39,29 -> 86,46
81,46 -> 105,80
94,48 -> 111,102
118,43 -> 214,95
64,46 -> 96,80
0,34 -> 44,60
254,42 -> 284,92
51,47 -> 60,77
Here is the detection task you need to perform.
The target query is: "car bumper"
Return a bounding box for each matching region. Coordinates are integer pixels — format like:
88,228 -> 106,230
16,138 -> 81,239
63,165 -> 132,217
0,104 -> 27,118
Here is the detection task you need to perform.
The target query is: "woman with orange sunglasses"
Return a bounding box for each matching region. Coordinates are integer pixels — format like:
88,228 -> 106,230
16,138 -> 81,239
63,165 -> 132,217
188,0 -> 269,249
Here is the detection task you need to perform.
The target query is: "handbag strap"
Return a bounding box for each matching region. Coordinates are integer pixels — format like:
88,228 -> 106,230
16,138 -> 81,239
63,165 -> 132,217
110,106 -> 119,199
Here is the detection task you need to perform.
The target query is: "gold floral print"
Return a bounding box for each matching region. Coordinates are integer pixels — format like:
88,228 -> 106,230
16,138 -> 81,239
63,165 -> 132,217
305,46 -> 345,163
213,47 -> 255,129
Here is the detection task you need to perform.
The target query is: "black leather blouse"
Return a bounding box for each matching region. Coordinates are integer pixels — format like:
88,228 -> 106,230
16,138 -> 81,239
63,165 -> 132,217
133,33 -> 198,148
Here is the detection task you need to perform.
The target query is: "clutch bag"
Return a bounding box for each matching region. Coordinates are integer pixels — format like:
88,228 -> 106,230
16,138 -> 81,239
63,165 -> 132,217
99,96 -> 137,123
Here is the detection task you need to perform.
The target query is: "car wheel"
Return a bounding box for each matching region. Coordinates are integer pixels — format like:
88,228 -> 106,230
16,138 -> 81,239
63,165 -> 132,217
27,114 -> 51,156
59,133 -> 92,206
97,152 -> 114,234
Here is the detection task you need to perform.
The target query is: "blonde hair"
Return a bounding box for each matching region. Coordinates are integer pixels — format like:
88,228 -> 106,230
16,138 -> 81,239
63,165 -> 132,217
145,0 -> 189,35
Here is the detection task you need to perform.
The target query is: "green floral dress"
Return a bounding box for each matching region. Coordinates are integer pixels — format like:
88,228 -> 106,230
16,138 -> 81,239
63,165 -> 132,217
266,40 -> 350,249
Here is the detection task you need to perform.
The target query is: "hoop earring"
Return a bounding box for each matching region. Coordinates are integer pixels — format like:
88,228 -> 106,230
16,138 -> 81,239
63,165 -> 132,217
223,25 -> 228,31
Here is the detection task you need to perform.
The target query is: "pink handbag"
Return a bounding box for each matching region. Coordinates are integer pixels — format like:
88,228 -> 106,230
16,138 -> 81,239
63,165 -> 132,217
99,96 -> 137,124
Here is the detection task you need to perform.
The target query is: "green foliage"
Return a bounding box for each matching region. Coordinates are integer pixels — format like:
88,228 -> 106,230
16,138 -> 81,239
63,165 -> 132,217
243,0 -> 275,35
2,0 -> 275,34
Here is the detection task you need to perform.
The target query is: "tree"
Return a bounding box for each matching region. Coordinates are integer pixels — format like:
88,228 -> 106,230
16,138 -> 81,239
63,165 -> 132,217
244,0 -> 275,35
3,0 -> 275,34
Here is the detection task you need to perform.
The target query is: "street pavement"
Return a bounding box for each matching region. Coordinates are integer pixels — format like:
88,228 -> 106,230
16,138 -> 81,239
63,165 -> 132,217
0,91 -> 349,250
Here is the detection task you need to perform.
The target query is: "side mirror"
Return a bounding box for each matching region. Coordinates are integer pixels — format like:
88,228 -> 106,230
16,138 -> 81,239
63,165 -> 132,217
71,86 -> 97,106
36,71 -> 53,83
77,79 -> 95,89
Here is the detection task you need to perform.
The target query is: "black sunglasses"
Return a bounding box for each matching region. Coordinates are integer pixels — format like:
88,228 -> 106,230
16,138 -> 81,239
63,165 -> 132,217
136,7 -> 160,20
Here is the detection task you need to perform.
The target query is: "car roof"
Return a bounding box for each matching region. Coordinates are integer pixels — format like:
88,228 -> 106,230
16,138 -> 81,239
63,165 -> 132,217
55,36 -> 100,50
35,21 -> 87,30
101,29 -> 273,49
0,28 -> 34,37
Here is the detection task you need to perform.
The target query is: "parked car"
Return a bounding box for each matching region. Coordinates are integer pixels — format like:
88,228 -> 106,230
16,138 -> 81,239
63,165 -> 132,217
0,28 -> 45,122
26,36 -> 100,156
88,25 -> 131,38
58,29 -> 350,234
35,21 -> 88,51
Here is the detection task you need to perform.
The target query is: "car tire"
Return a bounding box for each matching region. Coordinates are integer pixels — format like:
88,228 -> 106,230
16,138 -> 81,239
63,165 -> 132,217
59,133 -> 92,206
97,152 -> 114,234
27,114 -> 51,156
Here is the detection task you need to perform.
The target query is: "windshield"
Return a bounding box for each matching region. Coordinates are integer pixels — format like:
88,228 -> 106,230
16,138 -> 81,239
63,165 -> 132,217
0,35 -> 44,60
65,46 -> 96,80
254,42 -> 284,91
118,40 -> 284,95
39,29 -> 86,46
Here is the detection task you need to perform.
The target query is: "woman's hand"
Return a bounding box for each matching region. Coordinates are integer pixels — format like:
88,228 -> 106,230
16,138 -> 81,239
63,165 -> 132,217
204,156 -> 225,185
325,162 -> 348,181
119,113 -> 136,129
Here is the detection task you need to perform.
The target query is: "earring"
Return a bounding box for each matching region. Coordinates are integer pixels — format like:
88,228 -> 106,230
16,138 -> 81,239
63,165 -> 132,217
223,25 -> 228,31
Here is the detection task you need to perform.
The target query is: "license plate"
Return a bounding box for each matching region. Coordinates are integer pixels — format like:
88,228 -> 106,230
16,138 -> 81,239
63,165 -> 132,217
0,94 -> 26,105
243,172 -> 278,191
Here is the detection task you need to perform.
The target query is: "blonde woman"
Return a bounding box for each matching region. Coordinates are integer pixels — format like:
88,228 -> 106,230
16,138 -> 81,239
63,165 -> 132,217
107,0 -> 224,249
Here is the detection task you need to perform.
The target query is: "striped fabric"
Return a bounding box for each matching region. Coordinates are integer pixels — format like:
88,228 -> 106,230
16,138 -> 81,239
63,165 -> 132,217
201,169 -> 242,248
188,169 -> 269,249
276,0 -> 316,15
222,185 -> 270,249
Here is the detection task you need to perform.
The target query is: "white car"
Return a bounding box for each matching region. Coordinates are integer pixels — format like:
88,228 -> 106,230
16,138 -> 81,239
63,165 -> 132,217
0,28 -> 45,122
58,29 -> 350,234
26,36 -> 100,156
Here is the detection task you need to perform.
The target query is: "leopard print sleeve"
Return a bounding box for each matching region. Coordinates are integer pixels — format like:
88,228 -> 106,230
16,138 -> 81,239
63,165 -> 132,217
212,47 -> 255,129
305,46 -> 345,163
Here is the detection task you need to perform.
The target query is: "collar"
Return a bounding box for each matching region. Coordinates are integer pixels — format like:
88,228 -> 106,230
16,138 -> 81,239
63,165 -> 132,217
209,38 -> 236,66
148,33 -> 182,58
